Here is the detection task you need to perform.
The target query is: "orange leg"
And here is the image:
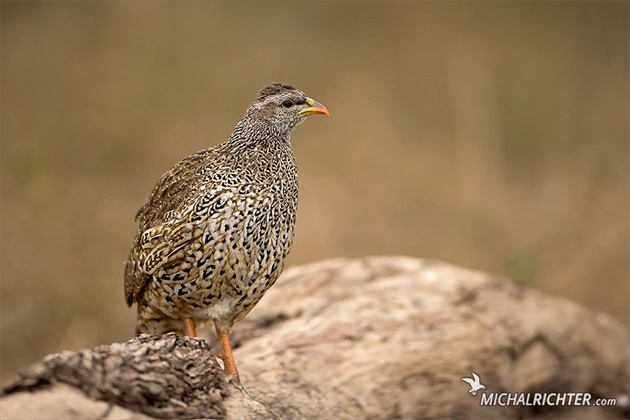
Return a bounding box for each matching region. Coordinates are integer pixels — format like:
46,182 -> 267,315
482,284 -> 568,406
185,318 -> 197,337
216,327 -> 240,382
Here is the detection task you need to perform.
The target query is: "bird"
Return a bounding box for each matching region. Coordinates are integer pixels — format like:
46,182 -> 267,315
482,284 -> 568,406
461,372 -> 486,396
124,83 -> 329,383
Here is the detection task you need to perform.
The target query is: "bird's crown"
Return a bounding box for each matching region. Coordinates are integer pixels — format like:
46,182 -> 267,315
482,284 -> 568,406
255,82 -> 300,101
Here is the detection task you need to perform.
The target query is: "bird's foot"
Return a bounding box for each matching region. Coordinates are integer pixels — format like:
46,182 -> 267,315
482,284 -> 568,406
215,352 -> 241,384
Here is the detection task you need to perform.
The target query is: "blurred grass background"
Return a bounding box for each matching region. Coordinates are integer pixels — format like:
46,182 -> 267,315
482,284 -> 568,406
1,2 -> 627,385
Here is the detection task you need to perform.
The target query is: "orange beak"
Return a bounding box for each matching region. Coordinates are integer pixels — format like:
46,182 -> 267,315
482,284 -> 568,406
298,97 -> 330,116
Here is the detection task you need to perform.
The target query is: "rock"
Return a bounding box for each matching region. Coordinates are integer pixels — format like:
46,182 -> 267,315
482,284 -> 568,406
2,257 -> 628,419
0,383 -> 152,420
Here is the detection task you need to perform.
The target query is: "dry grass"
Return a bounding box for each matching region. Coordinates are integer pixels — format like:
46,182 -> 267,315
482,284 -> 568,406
1,2 -> 627,385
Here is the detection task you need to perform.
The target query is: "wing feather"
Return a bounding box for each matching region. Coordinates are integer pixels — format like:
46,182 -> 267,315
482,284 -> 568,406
124,149 -> 218,305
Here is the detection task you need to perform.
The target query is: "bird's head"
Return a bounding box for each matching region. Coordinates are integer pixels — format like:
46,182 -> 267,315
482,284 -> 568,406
246,82 -> 329,135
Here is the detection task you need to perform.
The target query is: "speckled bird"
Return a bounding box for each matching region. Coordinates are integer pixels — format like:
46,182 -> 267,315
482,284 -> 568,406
124,83 -> 329,382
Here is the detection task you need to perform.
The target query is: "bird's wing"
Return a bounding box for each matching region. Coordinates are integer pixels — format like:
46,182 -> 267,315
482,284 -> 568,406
124,149 -> 218,306
472,372 -> 480,382
461,377 -> 474,386
134,151 -> 214,227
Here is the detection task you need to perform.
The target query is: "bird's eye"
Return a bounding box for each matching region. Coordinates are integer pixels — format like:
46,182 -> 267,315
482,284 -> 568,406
282,100 -> 294,108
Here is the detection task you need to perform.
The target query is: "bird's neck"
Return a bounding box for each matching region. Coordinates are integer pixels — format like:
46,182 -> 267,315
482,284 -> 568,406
219,115 -> 297,185
226,114 -> 292,151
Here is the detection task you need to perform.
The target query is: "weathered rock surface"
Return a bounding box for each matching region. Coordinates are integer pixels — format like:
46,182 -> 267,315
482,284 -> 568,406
2,256 -> 628,419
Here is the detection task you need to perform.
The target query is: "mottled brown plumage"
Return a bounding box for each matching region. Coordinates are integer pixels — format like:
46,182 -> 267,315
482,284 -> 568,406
124,83 -> 329,381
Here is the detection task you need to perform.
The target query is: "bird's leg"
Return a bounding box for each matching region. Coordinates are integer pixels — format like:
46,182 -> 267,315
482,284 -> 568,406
185,318 -> 197,337
216,326 -> 240,382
